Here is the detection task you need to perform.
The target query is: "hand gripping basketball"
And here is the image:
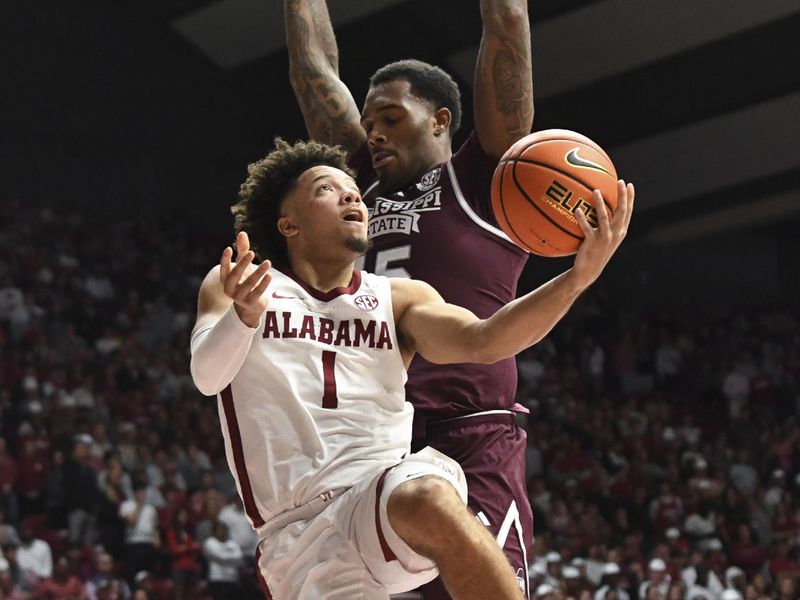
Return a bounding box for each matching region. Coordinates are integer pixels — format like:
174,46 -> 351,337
219,231 -> 272,328
491,129 -> 621,256
571,179 -> 634,289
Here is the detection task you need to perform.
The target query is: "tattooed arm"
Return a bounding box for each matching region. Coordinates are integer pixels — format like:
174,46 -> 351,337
284,0 -> 366,154
473,0 -> 533,158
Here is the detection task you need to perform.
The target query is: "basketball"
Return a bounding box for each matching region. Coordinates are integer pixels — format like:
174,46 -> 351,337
491,129 -> 619,257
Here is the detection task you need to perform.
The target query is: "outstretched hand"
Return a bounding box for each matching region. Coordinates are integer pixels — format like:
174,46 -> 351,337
220,232 -> 272,328
571,180 -> 635,290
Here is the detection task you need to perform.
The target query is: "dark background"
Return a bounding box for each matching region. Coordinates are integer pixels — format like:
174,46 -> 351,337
3,1 -> 799,304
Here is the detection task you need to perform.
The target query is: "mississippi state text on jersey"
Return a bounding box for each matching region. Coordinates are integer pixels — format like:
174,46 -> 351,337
216,268 -> 412,533
350,132 -> 528,422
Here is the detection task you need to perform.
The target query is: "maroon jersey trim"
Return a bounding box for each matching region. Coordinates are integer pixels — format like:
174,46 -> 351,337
254,546 -> 273,599
374,467 -> 398,562
446,160 -> 528,254
283,269 -> 363,302
220,386 -> 265,528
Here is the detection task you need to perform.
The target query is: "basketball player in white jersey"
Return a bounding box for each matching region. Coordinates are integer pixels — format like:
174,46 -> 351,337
190,138 -> 633,599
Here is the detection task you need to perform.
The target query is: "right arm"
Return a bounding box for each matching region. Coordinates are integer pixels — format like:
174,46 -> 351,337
284,0 -> 366,154
189,233 -> 272,396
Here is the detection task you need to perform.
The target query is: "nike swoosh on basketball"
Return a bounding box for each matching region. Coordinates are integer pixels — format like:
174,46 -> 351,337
272,291 -> 298,299
565,147 -> 613,176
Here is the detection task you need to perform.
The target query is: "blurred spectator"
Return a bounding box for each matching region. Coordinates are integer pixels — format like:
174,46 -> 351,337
0,542 -> 25,595
118,483 -> 159,582
64,437 -> 99,546
202,521 -> 243,600
130,571 -> 170,600
163,507 -> 200,600
594,563 -> 629,600
638,558 -> 669,599
44,449 -> 67,530
15,438 -> 47,519
217,496 -> 258,558
728,448 -> 758,497
684,562 -> 719,600
188,470 -> 224,526
85,552 -> 130,600
0,556 -> 24,600
96,452 -> 130,559
729,525 -> 766,578
193,490 -> 223,546
177,444 -> 211,495
34,554 -> 86,599
533,582 -> 556,599
16,521 -> 52,587
0,509 -> 19,548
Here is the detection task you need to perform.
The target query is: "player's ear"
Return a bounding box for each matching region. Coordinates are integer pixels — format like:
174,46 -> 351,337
433,108 -> 451,137
277,216 -> 298,238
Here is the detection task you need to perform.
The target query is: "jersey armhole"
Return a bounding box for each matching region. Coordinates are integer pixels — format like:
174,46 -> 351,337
446,160 -> 528,253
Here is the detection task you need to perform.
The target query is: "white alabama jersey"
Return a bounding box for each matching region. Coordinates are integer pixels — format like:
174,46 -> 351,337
216,268 -> 412,535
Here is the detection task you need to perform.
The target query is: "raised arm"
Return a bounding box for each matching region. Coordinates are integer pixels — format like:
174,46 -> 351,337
190,233 -> 272,396
395,182 -> 633,364
284,0 -> 366,154
473,0 -> 533,158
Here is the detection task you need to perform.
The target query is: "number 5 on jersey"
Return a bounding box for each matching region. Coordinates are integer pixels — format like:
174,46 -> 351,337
355,245 -> 411,278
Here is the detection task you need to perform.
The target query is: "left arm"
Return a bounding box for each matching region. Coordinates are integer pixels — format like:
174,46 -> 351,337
395,182 -> 633,364
473,0 -> 533,157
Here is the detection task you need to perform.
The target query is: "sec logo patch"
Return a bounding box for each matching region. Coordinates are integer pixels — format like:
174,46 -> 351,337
354,295 -> 379,311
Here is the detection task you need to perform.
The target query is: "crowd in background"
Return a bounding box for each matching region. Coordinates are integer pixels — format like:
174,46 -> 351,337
0,200 -> 798,599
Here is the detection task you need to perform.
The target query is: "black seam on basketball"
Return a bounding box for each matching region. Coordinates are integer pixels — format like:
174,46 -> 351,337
510,160 -> 583,241
504,136 -> 612,162
503,158 -> 614,201
496,159 -> 529,248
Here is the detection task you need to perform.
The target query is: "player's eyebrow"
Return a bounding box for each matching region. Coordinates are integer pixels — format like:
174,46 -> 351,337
311,173 -> 358,189
360,103 -> 404,123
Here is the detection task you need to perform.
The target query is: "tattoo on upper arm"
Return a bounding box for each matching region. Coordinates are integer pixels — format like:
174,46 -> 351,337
297,78 -> 363,148
493,47 -> 533,139
286,0 -> 363,149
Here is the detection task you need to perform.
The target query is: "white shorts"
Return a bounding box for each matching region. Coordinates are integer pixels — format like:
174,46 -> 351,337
257,447 -> 468,599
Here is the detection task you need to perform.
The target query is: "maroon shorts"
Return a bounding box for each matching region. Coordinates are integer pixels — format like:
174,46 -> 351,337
412,413 -> 532,599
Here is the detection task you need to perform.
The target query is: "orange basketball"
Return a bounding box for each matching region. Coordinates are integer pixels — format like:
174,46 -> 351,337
491,129 -> 618,257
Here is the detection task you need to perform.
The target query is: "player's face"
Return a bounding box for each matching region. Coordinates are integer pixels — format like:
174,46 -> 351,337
361,79 -> 443,193
281,165 -> 369,257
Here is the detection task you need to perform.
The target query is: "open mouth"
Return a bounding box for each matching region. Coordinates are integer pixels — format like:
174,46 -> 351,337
342,210 -> 364,223
372,151 -> 393,168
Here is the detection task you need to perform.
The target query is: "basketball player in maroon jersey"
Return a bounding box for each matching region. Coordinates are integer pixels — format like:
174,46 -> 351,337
284,2 -> 534,596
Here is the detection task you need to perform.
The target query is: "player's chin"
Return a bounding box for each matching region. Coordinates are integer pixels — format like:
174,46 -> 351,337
345,235 -> 371,255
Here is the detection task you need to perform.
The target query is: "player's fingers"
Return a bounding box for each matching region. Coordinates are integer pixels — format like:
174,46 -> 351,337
575,207 -> 594,238
219,247 -> 233,283
232,260 -> 270,304
235,231 -> 251,260
239,260 -> 270,293
614,181 -> 634,237
246,269 -> 272,304
224,251 -> 254,296
593,190 -> 610,236
624,182 -> 635,225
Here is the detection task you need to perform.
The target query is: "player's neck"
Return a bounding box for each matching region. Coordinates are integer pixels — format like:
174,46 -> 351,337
289,257 -> 355,293
379,150 -> 451,195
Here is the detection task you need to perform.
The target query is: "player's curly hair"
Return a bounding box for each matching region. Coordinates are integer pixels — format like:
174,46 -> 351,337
232,138 -> 355,269
370,59 -> 462,135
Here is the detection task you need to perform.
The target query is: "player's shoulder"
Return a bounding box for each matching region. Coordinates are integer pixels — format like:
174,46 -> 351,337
389,277 -> 441,307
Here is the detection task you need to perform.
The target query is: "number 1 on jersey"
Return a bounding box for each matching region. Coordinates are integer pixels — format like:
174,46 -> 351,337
321,350 -> 338,408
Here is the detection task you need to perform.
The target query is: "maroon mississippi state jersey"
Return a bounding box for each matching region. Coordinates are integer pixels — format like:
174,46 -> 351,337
350,132 -> 528,421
